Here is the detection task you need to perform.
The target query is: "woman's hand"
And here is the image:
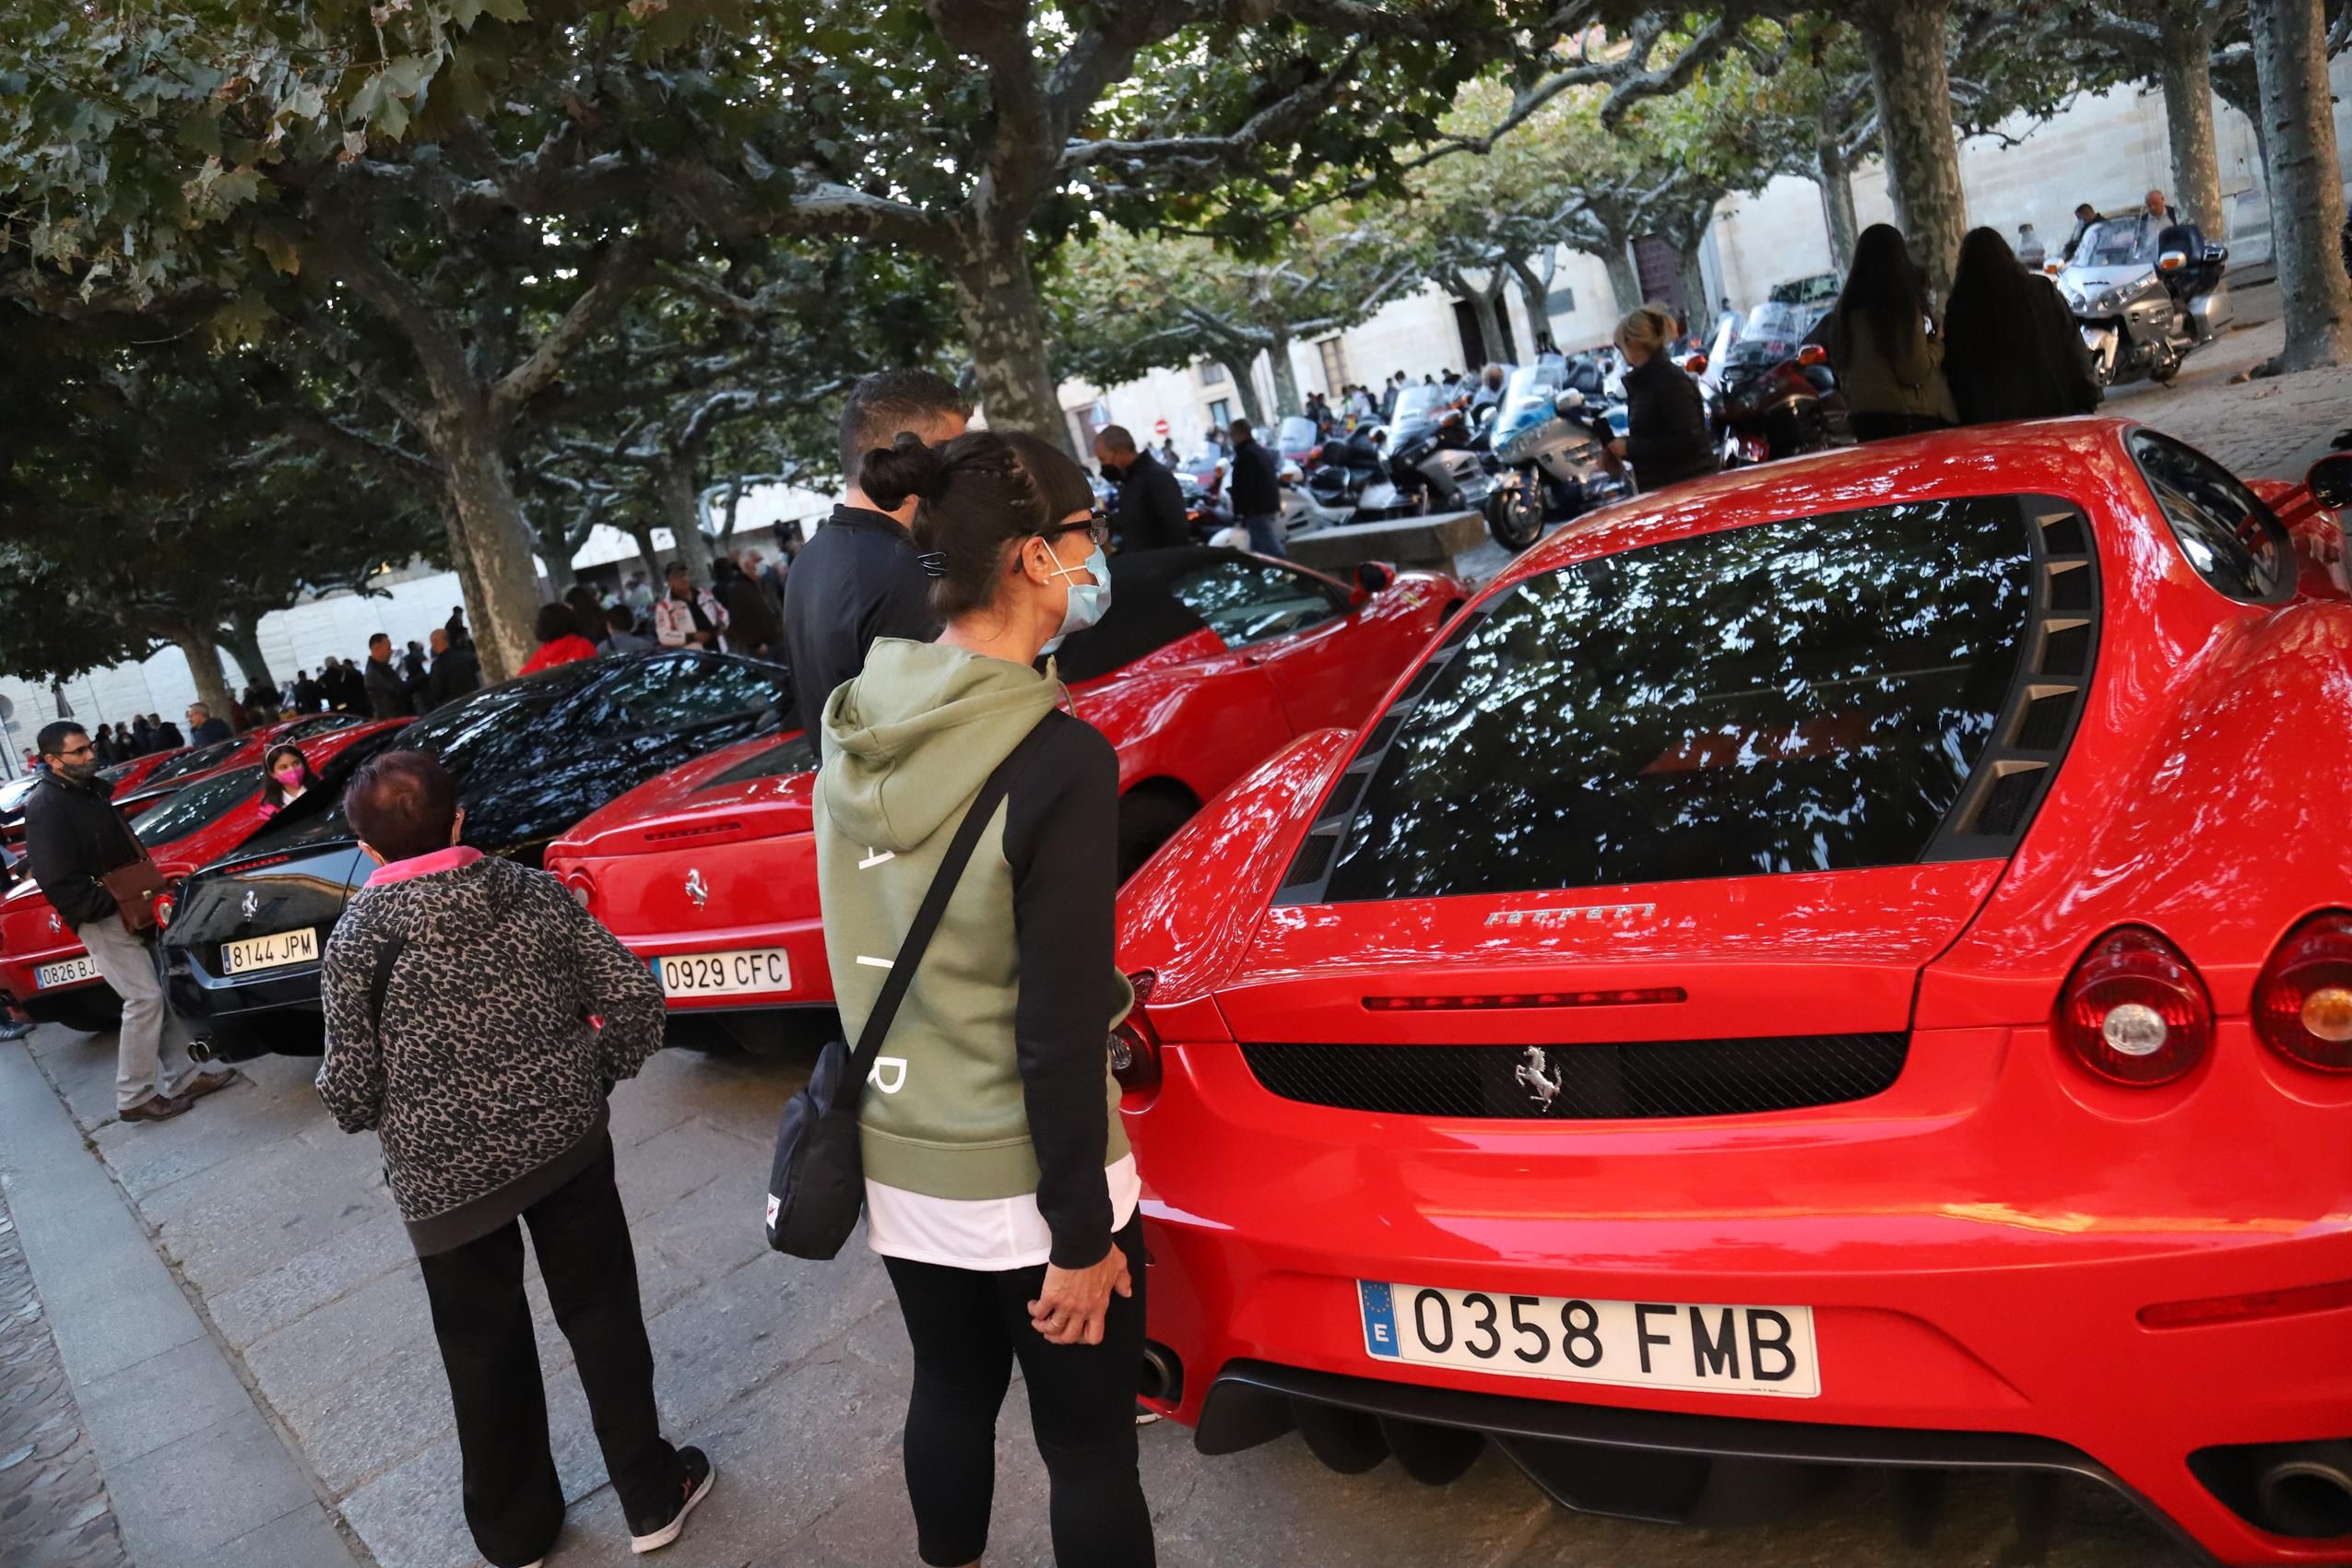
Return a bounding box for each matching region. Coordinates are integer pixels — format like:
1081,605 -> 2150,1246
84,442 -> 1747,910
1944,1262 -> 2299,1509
1028,1244 -> 1133,1346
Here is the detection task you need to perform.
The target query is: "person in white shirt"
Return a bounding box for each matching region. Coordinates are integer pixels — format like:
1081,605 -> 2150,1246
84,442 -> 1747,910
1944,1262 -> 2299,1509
650,562 -> 729,651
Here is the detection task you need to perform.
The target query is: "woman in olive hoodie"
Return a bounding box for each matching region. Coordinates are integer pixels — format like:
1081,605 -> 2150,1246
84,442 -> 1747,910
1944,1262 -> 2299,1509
814,428 -> 1152,1568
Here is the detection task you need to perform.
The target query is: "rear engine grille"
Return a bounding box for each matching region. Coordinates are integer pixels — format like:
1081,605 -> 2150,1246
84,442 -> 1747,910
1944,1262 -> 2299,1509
1238,1034 -> 1907,1119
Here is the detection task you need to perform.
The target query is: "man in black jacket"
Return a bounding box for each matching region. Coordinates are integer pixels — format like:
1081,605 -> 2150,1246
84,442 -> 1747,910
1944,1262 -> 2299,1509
1226,419 -> 1286,558
364,633 -> 416,720
1091,424 -> 1188,552
420,629 -> 480,713
22,723 -> 232,1122
784,370 -> 969,761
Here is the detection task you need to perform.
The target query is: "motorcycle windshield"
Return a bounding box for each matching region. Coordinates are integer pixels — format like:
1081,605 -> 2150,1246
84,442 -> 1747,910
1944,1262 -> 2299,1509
1277,416 -> 1319,458
2074,217 -> 2163,268
1495,359 -> 1567,446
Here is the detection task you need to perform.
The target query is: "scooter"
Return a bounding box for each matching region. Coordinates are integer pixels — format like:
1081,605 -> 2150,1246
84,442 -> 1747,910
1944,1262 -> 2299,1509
2054,214 -> 2231,387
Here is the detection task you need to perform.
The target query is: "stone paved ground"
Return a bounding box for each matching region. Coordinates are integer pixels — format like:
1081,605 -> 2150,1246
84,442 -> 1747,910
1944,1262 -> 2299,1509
16,1026 -> 2200,1568
0,1188 -> 130,1568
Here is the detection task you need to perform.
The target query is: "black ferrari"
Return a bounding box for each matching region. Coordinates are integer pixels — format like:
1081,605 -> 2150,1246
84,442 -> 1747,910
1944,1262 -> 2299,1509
161,649 -> 790,1059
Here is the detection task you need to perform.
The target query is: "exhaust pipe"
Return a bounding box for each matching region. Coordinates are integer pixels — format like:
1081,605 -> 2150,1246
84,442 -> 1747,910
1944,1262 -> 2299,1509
2255,1441 -> 2352,1540
1138,1342 -> 1182,1407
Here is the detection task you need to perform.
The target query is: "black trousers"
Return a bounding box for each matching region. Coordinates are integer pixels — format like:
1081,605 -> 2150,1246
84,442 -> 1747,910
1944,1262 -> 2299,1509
882,1218 -> 1155,1568
415,1135 -> 679,1568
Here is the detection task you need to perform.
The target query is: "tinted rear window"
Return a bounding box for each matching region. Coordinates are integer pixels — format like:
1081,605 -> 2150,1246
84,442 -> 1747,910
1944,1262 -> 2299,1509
1322,499 -> 2036,902
133,768 -> 259,847
145,740 -> 237,785
2127,429 -> 2291,601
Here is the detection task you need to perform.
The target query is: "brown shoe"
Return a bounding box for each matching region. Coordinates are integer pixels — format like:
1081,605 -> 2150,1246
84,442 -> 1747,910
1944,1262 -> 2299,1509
119,1092 -> 192,1124
171,1070 -> 237,1104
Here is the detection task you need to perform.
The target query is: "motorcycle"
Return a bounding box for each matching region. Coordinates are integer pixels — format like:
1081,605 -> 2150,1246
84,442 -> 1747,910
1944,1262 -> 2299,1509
2053,214 -> 2231,387
1355,389 -> 1504,522
1483,354 -> 1627,551
1302,421 -> 1388,521
1714,342 -> 1852,470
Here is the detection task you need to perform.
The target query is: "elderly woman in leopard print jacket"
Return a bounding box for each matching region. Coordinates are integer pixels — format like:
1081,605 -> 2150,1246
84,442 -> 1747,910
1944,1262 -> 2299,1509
316,749 -> 715,1568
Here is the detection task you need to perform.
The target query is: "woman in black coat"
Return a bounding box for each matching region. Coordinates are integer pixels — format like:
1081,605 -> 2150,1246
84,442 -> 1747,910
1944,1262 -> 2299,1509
1606,303 -> 1718,492
1943,226 -> 2103,425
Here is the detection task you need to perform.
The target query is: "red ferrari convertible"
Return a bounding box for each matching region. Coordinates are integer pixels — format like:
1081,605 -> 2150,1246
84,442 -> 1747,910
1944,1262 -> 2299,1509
1110,419 -> 2352,1564
546,547 -> 1466,1017
0,718 -> 404,1032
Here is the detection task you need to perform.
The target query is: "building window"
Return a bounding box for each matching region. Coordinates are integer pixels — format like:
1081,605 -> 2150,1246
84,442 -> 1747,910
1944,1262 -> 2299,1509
1065,403 -> 1109,461
1207,397 -> 1234,430
1317,336 -> 1348,395
1544,285 -> 1577,317
1198,361 -> 1228,385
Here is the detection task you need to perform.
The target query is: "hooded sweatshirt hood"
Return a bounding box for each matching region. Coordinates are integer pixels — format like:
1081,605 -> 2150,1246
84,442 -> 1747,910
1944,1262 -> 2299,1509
819,638 -> 1061,854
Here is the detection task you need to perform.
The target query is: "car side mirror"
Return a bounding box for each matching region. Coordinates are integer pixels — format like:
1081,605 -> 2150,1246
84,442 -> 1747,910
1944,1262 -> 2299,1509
2157,251 -> 2187,273
2306,453 -> 2352,511
1354,561 -> 1396,595
1797,343 -> 1828,367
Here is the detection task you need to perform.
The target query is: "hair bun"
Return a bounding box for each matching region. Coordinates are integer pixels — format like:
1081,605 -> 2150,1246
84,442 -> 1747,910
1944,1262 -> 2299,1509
857,430 -> 950,512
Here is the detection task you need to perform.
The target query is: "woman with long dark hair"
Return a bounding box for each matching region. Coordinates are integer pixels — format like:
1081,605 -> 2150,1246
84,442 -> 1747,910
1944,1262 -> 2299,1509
1823,223 -> 1958,441
814,427 -> 1153,1567
1943,226 -> 2103,425
257,743 -> 320,820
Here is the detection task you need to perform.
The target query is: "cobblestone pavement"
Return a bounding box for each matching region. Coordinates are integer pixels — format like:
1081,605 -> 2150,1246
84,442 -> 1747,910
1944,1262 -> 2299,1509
16,1025 -> 2201,1568
0,1185 -> 131,1568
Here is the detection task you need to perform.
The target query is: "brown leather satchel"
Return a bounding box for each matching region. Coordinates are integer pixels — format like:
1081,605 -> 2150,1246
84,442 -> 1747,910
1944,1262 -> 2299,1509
100,858 -> 168,935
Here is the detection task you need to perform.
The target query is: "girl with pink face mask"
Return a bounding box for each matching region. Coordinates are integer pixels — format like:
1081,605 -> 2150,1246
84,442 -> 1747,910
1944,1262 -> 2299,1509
258,744 -> 317,819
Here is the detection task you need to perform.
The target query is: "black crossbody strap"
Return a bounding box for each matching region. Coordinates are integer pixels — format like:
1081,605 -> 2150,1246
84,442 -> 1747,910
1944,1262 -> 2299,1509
368,935 -> 408,1032
845,716 -> 1057,1091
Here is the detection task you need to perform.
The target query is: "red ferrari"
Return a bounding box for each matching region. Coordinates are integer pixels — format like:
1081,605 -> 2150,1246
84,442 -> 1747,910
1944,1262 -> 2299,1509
0,718 -> 405,1032
1110,420 -> 2352,1564
546,547 -> 1466,1017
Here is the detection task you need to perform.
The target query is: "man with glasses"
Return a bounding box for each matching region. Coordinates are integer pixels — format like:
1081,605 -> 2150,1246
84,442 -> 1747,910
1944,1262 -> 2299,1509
21,723 -> 233,1122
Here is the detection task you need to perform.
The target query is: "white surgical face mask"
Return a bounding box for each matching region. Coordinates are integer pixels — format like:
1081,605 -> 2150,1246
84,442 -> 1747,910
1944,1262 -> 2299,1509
1041,543 -> 1111,654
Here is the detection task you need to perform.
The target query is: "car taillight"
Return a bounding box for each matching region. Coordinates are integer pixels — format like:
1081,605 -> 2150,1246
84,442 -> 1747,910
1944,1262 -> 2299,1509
2252,912 -> 2352,1073
153,894 -> 174,928
2054,926 -> 2212,1086
1109,970 -> 1161,1092
562,870 -> 594,911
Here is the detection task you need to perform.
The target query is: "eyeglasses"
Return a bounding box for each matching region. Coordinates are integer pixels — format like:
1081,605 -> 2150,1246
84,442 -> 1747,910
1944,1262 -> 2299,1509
53,743 -> 92,760
1041,511 -> 1110,550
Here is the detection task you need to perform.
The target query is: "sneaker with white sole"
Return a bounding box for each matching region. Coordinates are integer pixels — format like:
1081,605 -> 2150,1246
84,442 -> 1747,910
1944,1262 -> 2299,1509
628,1446 -> 713,1554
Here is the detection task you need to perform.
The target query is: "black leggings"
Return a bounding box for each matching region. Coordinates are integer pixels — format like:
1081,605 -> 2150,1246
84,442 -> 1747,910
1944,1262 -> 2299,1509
882,1218 -> 1154,1568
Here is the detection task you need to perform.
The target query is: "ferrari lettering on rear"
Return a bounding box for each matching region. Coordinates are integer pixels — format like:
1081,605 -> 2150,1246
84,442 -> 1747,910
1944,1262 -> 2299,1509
1484,903 -> 1655,929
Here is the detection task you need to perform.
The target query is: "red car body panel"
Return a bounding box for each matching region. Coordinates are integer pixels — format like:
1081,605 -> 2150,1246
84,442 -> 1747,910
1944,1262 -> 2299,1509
1111,420 -> 2352,1566
547,563 -> 1467,1012
0,720 -> 404,1010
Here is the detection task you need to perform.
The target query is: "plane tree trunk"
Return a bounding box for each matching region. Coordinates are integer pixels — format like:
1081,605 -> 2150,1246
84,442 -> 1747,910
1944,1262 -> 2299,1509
1853,0 -> 1968,301
2248,0 -> 2352,369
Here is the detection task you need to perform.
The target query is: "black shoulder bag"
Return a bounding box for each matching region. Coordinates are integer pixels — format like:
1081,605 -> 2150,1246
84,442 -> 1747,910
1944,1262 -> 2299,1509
764,716 -> 1056,1259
